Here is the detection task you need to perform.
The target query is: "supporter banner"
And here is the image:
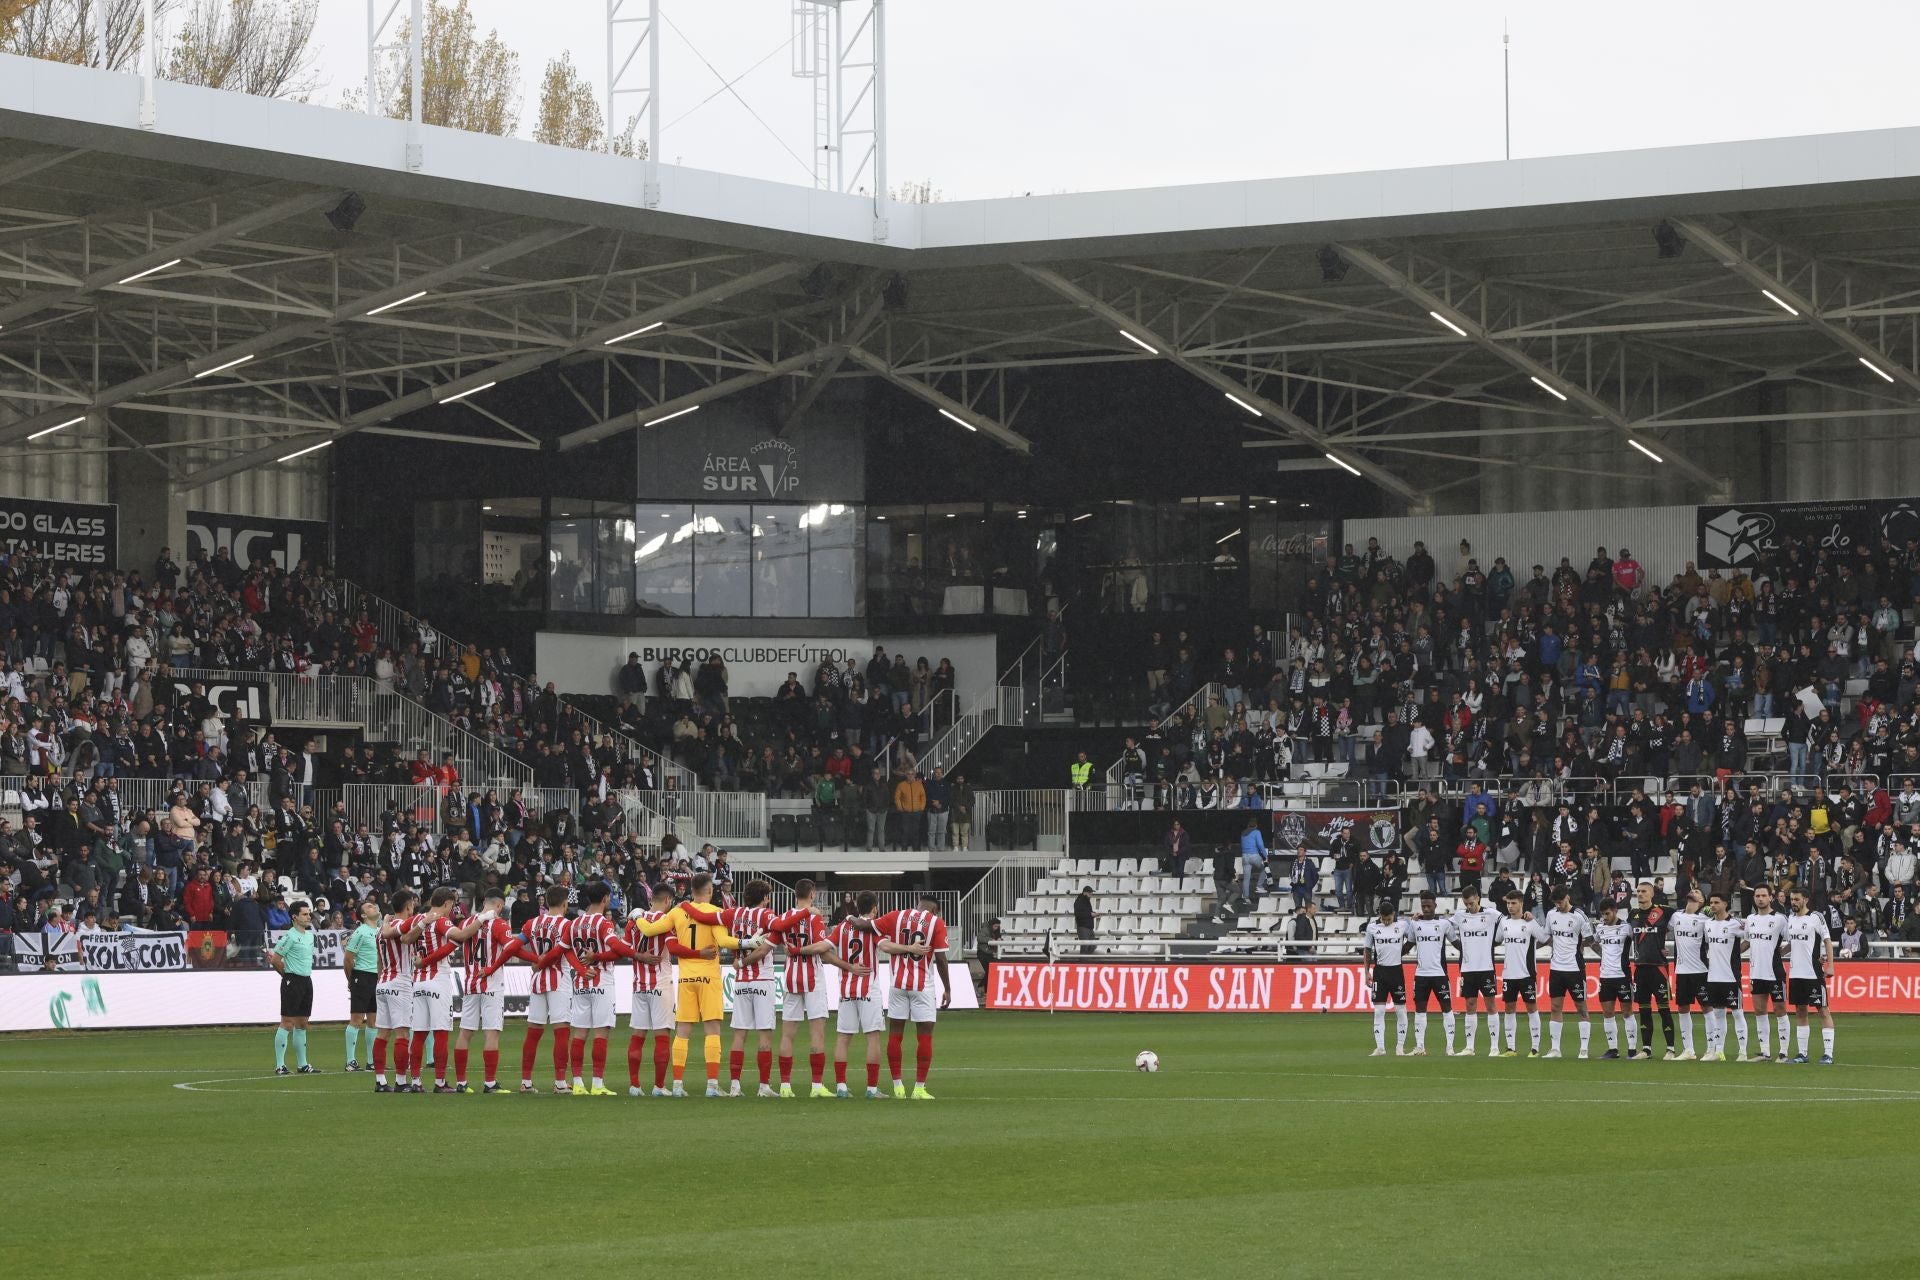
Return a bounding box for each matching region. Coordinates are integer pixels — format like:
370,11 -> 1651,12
1270,808 -> 1400,859
1696,498 -> 1920,569
12,931 -> 81,971
169,675 -> 272,725
79,929 -> 189,972
0,957 -> 979,1031
0,496 -> 116,565
187,510 -> 330,571
986,961 -> 1920,1015
265,928 -> 345,969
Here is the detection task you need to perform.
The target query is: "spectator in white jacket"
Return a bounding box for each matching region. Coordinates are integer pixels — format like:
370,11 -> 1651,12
1408,722 -> 1435,779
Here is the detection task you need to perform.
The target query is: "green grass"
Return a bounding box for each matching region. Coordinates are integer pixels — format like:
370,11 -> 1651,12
7,1012 -> 1920,1278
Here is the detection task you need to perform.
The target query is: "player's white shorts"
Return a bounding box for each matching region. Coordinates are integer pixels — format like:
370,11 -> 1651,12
732,981 -> 776,1031
570,985 -> 614,1030
836,994 -> 884,1036
410,976 -> 455,1033
525,988 -> 570,1026
887,985 -> 938,1024
459,989 -> 504,1033
782,985 -> 830,1022
629,988 -> 673,1033
374,977 -> 414,1030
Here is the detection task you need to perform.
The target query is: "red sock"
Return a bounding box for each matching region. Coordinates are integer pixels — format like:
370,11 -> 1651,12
756,1049 -> 772,1085
522,1024 -> 544,1081
628,1035 -> 646,1088
409,1031 -> 427,1078
372,1037 -> 387,1074
866,1060 -> 880,1089
915,1032 -> 933,1085
809,1051 -> 825,1085
432,1031 -> 449,1084
454,1046 -> 469,1083
569,1033 -> 586,1080
482,1048 -> 499,1086
591,1036 -> 608,1081
834,1060 -> 847,1086
653,1033 -> 671,1089
886,1033 -> 903,1081
552,1025 -> 572,1083
394,1035 -> 410,1078
779,1054 -> 793,1084
729,1050 -> 745,1084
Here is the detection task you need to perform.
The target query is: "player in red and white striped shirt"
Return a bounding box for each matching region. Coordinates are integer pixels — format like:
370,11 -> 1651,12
767,879 -> 869,1098
873,896 -> 952,1099
559,881 -> 636,1096
398,887 -> 490,1092
369,889 -> 416,1092
830,890 -> 932,1099
475,886 -> 576,1093
624,884 -> 676,1097
721,881 -> 779,1097
453,890 -> 514,1093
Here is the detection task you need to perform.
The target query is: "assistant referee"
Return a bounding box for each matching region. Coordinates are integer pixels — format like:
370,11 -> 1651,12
343,899 -> 380,1072
270,900 -> 321,1076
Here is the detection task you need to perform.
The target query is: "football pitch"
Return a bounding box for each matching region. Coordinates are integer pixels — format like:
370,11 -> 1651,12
7,1012 -> 1920,1278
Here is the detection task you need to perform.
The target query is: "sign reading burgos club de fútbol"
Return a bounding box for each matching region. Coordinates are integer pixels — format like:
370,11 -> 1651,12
0,496 -> 117,564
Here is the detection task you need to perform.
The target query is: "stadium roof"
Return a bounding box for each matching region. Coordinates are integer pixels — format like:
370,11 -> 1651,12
8,52 -> 1920,508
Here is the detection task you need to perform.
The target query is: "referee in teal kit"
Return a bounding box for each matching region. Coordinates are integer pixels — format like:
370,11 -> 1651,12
269,900 -> 321,1075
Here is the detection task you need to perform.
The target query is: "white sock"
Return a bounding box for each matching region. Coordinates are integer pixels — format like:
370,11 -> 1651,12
1550,1020 -> 1564,1053
1757,1016 -> 1771,1058
573,1075 -> 586,1090
1680,1016 -> 1695,1053
1395,1010 -> 1409,1049
1504,1012 -> 1517,1050
1733,1013 -> 1749,1057
1528,1012 -> 1541,1051
1442,1011 -> 1456,1050
1463,1016 -> 1477,1051
1604,1017 -> 1618,1051
1577,1020 -> 1591,1052
1625,1015 -> 1639,1052
522,1078 -> 533,1088
1487,1013 -> 1500,1050
1822,1026 -> 1835,1059
591,1076 -> 604,1090
1373,1008 -> 1386,1052
1415,1013 -> 1428,1050
1796,1024 -> 1810,1056
1778,1015 -> 1792,1055
376,1073 -> 387,1085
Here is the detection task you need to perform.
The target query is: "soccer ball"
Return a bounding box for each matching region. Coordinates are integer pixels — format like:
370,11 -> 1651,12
1134,1050 -> 1159,1073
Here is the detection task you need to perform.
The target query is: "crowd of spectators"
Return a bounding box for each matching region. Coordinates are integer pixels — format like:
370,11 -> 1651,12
1125,529 -> 1920,949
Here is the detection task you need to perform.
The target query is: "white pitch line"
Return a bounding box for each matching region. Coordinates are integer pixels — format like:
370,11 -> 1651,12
939,1065 -> 1915,1096
951,1094 -> 1919,1105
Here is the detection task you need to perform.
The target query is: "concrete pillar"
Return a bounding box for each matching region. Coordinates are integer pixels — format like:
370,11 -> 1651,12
108,411 -> 189,575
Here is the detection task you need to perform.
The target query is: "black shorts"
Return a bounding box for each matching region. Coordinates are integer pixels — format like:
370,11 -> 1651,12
1548,970 -> 1588,1001
1787,977 -> 1827,1009
1412,975 -> 1452,1012
1674,972 -> 1708,1009
1371,965 -> 1407,1006
1633,964 -> 1671,1005
1749,977 -> 1786,1004
1703,980 -> 1741,1010
280,973 -> 314,1019
348,969 -> 377,1015
1597,976 -> 1634,1003
1458,971 -> 1497,1001
1501,976 -> 1536,1004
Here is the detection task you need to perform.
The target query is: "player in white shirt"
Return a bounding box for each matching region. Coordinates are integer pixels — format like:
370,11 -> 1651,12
1542,887 -> 1595,1059
1741,886 -> 1791,1063
1362,902 -> 1413,1057
1407,891 -> 1458,1056
1700,894 -> 1748,1063
1592,900 -> 1640,1060
1784,890 -> 1836,1064
1452,886 -> 1504,1058
1668,889 -> 1710,1060
1495,892 -> 1548,1057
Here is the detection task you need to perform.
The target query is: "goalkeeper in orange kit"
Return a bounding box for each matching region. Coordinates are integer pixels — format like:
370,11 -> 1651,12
629,873 -> 746,1097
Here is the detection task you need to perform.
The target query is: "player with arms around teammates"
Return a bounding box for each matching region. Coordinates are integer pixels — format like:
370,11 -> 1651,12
1452,886 -> 1503,1057
1592,899 -> 1641,1060
1542,886 -> 1595,1060
1784,889 -> 1837,1064
1362,900 -> 1413,1057
1406,891 -> 1457,1056
1496,892 -> 1548,1057
1742,885 -> 1792,1063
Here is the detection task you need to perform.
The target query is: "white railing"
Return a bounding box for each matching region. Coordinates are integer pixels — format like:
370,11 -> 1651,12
337,578 -> 696,792
956,853 -> 1058,955
903,630 -> 1068,780
171,666 -> 534,791
618,787 -> 768,845
343,783 -> 579,834
973,788 -> 1084,850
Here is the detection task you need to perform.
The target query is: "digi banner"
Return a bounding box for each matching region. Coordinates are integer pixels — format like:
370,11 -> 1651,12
187,510 -> 329,571
1270,808 -> 1400,859
169,675 -> 272,726
987,961 -> 1920,1015
0,496 -> 116,565
1696,498 -> 1920,569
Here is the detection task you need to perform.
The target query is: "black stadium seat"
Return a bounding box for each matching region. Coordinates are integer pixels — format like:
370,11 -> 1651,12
769,812 -> 798,850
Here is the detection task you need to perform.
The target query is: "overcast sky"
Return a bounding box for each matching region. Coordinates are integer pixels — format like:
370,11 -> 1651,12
301,0 -> 1920,199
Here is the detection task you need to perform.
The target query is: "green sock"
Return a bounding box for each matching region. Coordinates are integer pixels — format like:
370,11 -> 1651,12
293,1029 -> 309,1069
273,1028 -> 289,1069
345,1025 -> 359,1066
